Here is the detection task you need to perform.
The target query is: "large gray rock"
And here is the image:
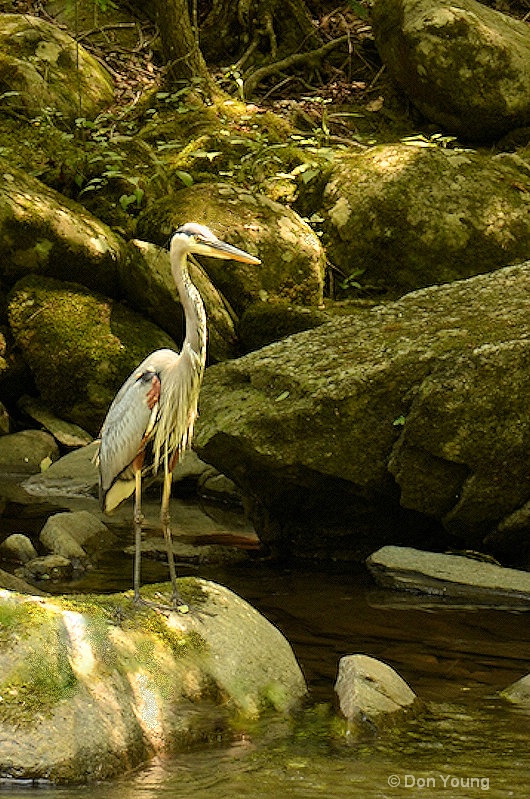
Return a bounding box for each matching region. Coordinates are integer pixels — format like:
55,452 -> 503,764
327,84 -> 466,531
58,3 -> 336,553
366,546 -> 530,605
195,261 -> 530,560
372,0 -> 530,140
0,581 -> 307,782
320,144 -> 530,295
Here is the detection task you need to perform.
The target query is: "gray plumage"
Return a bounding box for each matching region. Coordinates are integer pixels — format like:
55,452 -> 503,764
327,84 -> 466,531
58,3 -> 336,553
97,222 -> 260,608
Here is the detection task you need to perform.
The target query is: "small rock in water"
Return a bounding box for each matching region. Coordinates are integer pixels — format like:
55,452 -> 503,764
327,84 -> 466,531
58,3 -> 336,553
334,654 -> 418,733
501,673 -> 530,706
17,554 -> 73,582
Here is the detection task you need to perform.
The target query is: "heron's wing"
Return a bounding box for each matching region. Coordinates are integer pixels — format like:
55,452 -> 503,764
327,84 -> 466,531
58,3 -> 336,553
98,368 -> 159,500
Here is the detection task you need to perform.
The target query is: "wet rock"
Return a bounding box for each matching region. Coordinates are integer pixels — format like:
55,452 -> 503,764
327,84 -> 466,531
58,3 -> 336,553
334,654 -> 418,733
501,674 -> 530,706
195,262 -> 530,561
0,534 -> 38,564
0,580 -> 307,782
319,145 -> 530,296
17,554 -> 73,582
40,511 -> 113,563
0,14 -> 113,121
366,546 -> 530,605
0,429 -> 59,475
372,0 -> 530,141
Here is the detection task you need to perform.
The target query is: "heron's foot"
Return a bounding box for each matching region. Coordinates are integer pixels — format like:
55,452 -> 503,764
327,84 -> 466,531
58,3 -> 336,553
133,592 -> 201,617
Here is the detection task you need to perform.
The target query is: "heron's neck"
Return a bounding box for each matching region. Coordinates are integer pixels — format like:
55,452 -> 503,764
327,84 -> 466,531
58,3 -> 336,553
172,250 -> 207,365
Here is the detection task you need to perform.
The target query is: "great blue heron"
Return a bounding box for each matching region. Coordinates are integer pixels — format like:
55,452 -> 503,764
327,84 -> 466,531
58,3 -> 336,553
98,222 -> 260,609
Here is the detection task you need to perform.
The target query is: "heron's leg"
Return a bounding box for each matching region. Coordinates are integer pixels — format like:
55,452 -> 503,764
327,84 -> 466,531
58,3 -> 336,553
133,469 -> 143,603
161,468 -> 184,607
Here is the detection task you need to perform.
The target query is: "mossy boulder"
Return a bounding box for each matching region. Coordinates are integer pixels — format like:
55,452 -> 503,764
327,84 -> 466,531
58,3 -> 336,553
319,144 -> 530,296
0,159 -> 126,297
0,13 -> 114,122
8,275 -> 177,435
136,183 -> 325,314
195,261 -> 530,562
0,580 -> 307,782
372,0 -> 530,141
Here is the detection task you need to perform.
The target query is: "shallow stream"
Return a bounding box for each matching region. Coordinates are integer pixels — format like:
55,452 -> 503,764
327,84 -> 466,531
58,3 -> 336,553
1,500 -> 529,799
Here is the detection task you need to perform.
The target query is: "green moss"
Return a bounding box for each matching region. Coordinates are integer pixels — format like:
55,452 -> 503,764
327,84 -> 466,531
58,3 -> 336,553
8,274 -> 176,433
0,624 -> 78,726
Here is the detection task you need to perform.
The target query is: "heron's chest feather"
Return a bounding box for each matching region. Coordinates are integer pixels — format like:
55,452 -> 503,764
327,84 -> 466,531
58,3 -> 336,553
152,343 -> 205,468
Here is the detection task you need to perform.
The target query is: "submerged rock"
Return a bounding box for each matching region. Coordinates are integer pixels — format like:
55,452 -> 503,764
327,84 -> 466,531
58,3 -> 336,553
366,546 -> 530,605
0,580 -> 307,783
40,510 -> 113,564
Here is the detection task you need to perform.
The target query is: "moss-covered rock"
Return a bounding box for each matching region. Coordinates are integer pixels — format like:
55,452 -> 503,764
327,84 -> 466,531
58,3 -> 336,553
372,0 -> 530,141
319,143 -> 530,296
0,159 -> 126,296
8,274 -> 177,435
0,429 -> 59,474
0,13 -> 113,122
195,261 -> 530,561
0,580 -> 307,782
137,183 -> 325,314
239,300 -> 329,352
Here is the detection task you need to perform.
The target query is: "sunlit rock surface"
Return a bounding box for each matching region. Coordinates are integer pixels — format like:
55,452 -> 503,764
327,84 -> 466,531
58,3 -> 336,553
334,654 -> 418,733
367,546 -> 530,605
372,0 -> 530,140
0,580 -> 307,783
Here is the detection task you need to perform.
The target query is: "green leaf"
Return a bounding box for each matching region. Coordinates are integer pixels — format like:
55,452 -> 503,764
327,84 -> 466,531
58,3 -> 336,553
175,170 -> 194,187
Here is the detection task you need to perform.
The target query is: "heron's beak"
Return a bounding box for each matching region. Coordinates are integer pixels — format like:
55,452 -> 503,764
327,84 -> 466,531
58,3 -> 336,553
204,238 -> 261,265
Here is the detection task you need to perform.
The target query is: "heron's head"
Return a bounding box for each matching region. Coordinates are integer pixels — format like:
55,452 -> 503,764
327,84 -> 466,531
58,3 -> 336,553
171,222 -> 260,264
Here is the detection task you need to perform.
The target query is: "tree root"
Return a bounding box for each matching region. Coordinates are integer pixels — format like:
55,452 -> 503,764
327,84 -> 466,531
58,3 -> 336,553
243,34 -> 350,98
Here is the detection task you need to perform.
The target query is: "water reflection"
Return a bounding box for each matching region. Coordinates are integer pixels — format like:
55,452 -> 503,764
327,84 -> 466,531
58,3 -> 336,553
1,520 -> 529,798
